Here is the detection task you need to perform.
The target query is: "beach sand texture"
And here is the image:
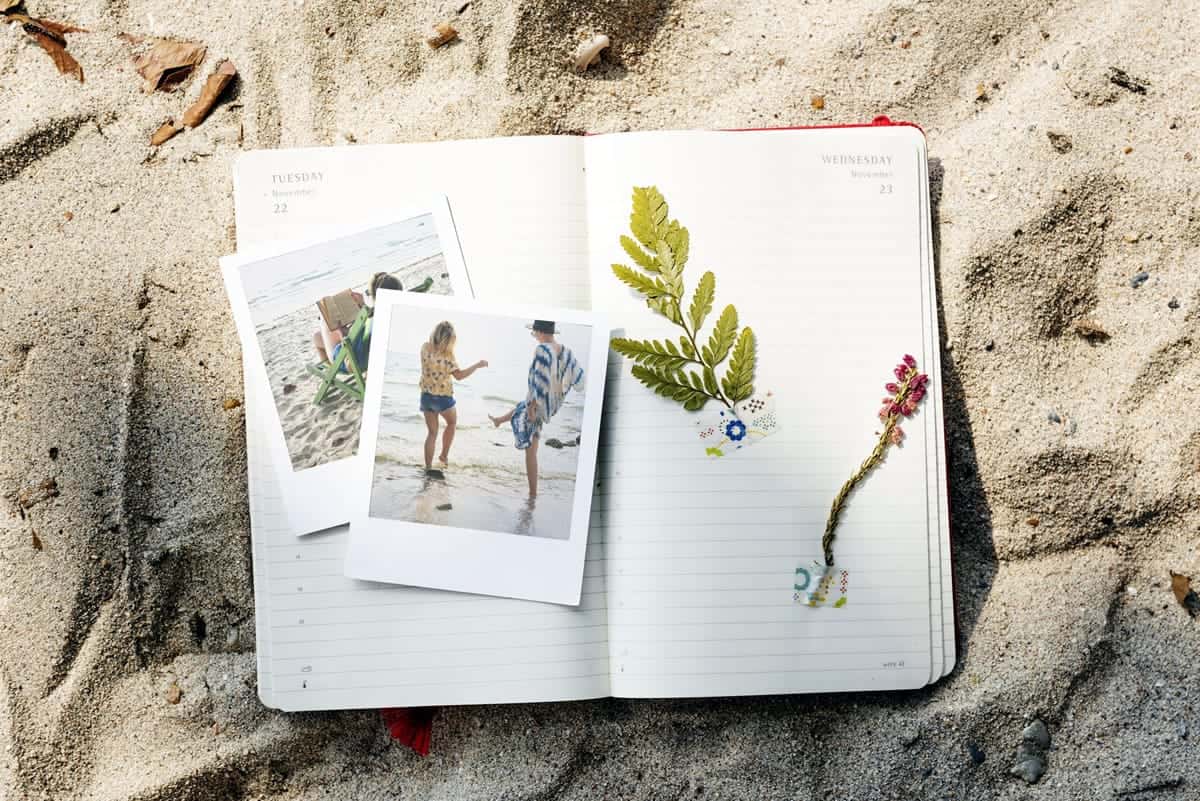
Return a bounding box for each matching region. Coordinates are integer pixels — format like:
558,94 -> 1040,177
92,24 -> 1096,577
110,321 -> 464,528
2,0 -> 1200,799
255,253 -> 449,472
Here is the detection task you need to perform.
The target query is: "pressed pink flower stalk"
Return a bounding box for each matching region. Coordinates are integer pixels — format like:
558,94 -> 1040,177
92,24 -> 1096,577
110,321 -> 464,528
821,355 -> 929,566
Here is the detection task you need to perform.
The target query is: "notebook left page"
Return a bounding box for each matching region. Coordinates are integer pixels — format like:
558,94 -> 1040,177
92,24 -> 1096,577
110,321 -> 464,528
235,137 -> 611,709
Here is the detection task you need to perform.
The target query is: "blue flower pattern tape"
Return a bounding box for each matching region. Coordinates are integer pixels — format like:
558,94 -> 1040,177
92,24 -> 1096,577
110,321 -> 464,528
695,391 -> 780,457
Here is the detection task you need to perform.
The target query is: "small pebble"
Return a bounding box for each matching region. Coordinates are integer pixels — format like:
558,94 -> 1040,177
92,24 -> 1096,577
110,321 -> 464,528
1046,131 -> 1073,153
1168,297 -> 1180,310
810,94 -> 825,110
967,742 -> 986,764
1047,411 -> 1061,424
984,339 -> 995,351
1123,145 -> 1134,154
1129,271 -> 1150,288
1010,756 -> 1047,784
226,627 -> 240,648
1177,722 -> 1189,739
1124,232 -> 1141,243
425,21 -> 458,49
1022,720 -> 1051,749
1126,585 -> 1138,597
436,502 -> 453,511
1026,516 -> 1040,527
900,727 -> 921,747
282,383 -> 297,395
63,211 -> 74,221
222,397 -> 242,410
165,683 -> 182,704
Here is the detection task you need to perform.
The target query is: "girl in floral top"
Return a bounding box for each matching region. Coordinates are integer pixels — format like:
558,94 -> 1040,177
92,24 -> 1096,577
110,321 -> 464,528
419,321 -> 487,470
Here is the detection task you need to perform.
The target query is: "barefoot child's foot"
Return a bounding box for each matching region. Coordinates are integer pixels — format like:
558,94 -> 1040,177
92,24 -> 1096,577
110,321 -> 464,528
488,414 -> 502,428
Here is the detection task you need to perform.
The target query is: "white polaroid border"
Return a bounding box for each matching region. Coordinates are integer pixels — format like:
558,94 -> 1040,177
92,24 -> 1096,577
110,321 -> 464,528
220,197 -> 471,537
344,290 -> 609,606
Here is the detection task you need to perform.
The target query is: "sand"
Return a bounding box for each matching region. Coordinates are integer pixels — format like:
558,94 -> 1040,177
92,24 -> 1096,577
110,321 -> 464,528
1,0 -> 1199,799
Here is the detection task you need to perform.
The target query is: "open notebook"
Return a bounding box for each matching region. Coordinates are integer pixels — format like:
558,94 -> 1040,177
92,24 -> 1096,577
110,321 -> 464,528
233,122 -> 954,710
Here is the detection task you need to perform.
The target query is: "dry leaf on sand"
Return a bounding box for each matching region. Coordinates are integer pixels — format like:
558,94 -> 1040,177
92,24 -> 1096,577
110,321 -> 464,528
181,60 -> 236,127
150,120 -> 181,146
4,9 -> 87,82
131,38 -> 206,93
1170,572 -> 1200,618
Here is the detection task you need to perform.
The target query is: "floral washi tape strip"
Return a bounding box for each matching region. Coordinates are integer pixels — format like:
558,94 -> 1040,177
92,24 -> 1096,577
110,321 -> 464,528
695,391 -> 780,457
793,560 -> 849,608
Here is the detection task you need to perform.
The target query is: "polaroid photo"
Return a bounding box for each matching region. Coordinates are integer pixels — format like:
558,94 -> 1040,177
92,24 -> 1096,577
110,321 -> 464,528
220,198 -> 471,536
344,290 -> 608,606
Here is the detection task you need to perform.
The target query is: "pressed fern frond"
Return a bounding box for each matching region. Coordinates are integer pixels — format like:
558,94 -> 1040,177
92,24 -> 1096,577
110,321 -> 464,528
630,364 -> 710,411
611,337 -> 697,372
721,327 -> 756,403
688,271 -> 715,332
703,305 -> 737,367
610,186 -> 758,412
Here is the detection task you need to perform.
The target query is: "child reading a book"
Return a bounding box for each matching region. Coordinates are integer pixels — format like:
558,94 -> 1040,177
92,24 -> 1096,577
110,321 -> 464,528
489,320 -> 584,497
419,321 -> 488,471
311,272 -> 404,370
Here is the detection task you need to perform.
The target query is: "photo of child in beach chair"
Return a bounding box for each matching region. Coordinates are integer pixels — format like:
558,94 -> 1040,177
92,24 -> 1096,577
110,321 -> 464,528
307,273 -> 433,406
242,215 -> 457,472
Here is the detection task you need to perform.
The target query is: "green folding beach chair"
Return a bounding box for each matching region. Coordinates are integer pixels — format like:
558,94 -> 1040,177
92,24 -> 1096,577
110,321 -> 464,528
307,307 -> 370,405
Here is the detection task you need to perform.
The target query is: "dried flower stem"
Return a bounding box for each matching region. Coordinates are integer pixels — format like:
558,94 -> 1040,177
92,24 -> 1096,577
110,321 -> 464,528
821,357 -> 928,566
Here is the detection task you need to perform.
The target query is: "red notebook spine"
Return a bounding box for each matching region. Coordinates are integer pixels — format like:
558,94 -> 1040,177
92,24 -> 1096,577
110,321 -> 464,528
727,115 -> 924,135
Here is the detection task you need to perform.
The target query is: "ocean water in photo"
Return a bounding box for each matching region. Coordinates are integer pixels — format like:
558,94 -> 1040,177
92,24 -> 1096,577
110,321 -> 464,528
369,348 -> 586,539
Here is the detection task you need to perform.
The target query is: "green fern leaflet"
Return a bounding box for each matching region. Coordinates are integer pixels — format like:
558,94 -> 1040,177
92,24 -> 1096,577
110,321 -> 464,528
610,186 -> 757,411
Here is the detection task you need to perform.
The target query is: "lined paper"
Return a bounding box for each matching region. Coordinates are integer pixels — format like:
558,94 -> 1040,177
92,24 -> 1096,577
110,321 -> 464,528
236,137 -> 610,709
583,129 -> 944,696
234,127 -> 953,708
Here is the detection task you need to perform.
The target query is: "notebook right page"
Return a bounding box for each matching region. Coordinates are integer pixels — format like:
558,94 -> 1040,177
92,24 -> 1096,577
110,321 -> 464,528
584,127 -> 939,696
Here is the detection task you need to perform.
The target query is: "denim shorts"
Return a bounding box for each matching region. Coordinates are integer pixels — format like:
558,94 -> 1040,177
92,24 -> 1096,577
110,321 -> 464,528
419,392 -> 456,413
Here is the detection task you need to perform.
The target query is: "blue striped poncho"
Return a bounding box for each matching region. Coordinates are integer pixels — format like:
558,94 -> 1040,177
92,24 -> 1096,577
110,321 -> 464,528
510,343 -> 584,450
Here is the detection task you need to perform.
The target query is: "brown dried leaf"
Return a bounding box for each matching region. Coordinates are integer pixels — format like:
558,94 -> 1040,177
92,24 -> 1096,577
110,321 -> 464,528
6,12 -> 86,81
181,59 -> 236,128
27,29 -> 83,81
32,16 -> 86,36
31,531 -> 42,550
132,38 -> 206,93
1171,572 -> 1200,618
150,120 -> 180,146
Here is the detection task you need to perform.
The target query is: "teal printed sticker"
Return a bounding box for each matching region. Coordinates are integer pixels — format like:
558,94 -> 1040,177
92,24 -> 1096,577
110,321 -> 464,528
793,560 -> 849,608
